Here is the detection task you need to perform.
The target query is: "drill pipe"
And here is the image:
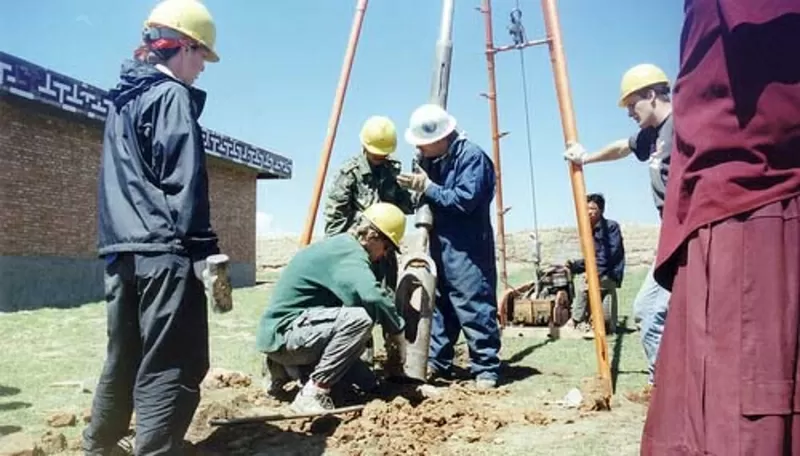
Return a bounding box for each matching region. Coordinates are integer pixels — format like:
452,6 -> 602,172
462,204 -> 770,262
430,0 -> 455,108
394,254 -> 438,381
394,0 -> 455,382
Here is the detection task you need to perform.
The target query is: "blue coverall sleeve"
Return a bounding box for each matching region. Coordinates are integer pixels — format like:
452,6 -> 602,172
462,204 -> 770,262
151,85 -> 209,242
423,150 -> 495,215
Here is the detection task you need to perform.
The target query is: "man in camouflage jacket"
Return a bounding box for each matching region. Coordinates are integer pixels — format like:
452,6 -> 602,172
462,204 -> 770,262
323,115 -> 417,290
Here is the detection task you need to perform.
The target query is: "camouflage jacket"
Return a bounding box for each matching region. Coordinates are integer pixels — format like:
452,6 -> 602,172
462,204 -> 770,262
323,153 -> 417,237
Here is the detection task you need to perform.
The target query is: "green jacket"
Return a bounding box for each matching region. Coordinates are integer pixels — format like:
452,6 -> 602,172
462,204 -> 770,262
323,153 -> 416,236
255,233 -> 405,353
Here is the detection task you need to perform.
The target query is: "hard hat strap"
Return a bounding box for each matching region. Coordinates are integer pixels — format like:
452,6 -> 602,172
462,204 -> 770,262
143,25 -> 192,44
135,26 -> 196,62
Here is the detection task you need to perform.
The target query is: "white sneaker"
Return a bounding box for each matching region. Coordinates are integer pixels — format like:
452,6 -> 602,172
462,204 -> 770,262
475,375 -> 498,389
290,381 -> 335,414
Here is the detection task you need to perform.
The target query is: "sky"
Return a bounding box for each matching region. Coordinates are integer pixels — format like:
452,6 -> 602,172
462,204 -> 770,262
1,1 -> 684,237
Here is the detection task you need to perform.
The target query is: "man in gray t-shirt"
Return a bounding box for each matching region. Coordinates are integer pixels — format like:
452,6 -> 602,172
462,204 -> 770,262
562,63 -> 673,387
629,114 -> 673,217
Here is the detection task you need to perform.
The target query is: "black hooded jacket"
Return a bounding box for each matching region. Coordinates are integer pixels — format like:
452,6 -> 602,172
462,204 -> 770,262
97,59 -> 219,259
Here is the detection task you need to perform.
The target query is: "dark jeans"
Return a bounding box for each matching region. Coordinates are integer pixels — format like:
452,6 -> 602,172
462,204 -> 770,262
82,253 -> 209,456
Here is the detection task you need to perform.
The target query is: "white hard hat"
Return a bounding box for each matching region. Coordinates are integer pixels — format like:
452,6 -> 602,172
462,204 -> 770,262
404,103 -> 457,146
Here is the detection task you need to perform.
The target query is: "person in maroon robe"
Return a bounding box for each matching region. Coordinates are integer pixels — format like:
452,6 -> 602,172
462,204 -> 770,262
641,1 -> 800,454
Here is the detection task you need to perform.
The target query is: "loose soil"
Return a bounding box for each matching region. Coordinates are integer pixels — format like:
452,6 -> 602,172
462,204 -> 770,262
184,370 -> 564,456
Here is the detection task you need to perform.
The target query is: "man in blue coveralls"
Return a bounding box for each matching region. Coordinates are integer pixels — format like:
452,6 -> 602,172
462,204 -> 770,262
396,103 -> 501,389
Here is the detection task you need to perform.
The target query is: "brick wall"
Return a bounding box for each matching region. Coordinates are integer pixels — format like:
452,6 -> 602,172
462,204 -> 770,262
0,95 -> 256,264
207,159 -> 256,265
0,96 -> 101,258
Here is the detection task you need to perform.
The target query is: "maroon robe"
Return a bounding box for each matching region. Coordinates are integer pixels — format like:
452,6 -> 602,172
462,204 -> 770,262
642,0 -> 800,454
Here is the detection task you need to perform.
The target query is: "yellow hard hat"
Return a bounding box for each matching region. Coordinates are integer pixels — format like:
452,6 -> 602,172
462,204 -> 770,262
362,202 -> 406,250
618,64 -> 670,107
359,116 -> 397,156
145,0 -> 219,62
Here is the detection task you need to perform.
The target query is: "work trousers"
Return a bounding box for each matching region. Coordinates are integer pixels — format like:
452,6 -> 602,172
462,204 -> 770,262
266,307 -> 373,388
633,259 -> 671,385
82,253 -> 209,456
429,278 -> 502,381
641,195 -> 800,455
570,275 -> 619,328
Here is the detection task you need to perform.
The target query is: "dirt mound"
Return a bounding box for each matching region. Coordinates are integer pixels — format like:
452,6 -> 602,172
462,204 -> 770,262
625,384 -> 653,405
187,380 -> 556,456
579,376 -> 611,412
201,368 -> 252,390
328,386 -> 510,455
189,390 -> 284,440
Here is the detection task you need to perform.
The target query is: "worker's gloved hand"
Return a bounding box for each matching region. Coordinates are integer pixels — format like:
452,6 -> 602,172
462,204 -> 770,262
383,331 -> 407,378
563,142 -> 588,164
396,168 -> 430,193
200,254 -> 234,314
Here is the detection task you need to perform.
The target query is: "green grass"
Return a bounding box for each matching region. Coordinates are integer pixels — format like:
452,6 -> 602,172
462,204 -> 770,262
0,266 -> 651,455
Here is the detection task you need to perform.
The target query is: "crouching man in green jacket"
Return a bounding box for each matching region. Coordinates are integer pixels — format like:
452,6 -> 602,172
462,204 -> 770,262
256,202 -> 408,414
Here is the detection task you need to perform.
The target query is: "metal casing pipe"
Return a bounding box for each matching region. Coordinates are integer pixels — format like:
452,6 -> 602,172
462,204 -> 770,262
394,254 -> 438,381
430,0 -> 454,108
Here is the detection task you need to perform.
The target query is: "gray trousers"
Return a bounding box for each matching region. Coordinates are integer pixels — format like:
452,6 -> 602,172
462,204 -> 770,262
82,253 -> 209,456
266,307 -> 373,388
571,275 -> 619,326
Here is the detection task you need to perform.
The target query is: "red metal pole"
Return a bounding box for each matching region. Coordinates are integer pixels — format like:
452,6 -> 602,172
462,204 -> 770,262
480,0 -> 509,290
541,0 -> 612,403
300,0 -> 368,246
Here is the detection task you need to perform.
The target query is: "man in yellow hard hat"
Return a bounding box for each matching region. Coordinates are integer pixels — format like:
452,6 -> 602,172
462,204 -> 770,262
322,116 -> 417,364
562,63 -> 673,387
83,1 -> 222,454
256,202 -> 408,414
323,115 -> 417,262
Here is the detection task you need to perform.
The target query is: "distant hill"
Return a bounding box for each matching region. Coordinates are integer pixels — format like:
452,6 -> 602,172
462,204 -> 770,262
256,224 -> 660,270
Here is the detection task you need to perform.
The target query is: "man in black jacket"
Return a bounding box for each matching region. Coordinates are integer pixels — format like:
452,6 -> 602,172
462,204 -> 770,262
565,193 -> 625,336
82,1 -> 222,454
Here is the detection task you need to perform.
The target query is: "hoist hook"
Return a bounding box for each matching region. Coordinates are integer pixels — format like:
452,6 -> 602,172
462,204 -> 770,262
507,8 -> 525,46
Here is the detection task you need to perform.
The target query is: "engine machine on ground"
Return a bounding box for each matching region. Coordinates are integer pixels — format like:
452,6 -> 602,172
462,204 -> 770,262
499,263 -> 574,329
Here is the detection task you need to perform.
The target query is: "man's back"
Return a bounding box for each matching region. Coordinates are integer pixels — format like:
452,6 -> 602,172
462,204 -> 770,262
97,59 -> 218,259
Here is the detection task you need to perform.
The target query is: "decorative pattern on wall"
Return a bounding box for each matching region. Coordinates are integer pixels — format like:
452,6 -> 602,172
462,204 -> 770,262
0,51 -> 292,179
